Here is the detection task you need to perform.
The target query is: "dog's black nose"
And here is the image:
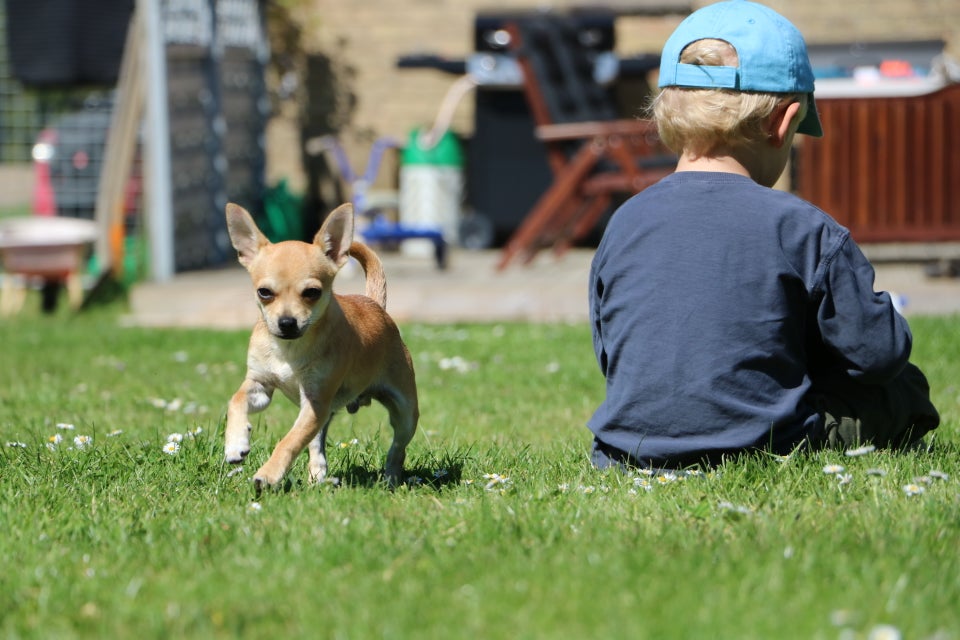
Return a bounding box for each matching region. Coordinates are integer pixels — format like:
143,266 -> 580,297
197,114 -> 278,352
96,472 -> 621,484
277,316 -> 300,337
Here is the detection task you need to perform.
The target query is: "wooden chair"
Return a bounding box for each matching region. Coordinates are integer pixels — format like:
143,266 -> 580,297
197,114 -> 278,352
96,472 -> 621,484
496,14 -> 676,269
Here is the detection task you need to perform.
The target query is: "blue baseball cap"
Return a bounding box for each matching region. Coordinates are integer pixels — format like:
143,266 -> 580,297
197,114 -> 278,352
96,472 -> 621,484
658,0 -> 823,137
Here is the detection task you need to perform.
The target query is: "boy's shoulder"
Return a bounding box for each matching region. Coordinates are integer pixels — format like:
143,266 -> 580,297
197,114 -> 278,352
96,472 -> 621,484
632,172 -> 841,227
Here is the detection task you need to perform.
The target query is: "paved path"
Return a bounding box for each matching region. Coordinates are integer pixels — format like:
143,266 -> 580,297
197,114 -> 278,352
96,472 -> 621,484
125,248 -> 960,329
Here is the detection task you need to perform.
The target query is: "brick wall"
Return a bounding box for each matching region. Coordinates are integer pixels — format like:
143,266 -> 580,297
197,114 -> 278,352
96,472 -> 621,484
268,0 -> 960,191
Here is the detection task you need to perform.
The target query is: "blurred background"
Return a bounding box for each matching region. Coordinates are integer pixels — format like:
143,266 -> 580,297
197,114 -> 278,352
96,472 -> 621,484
0,0 -> 958,290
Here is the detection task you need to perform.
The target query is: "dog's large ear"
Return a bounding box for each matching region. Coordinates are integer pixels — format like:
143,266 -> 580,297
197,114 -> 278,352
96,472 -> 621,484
225,203 -> 270,268
315,203 -> 355,268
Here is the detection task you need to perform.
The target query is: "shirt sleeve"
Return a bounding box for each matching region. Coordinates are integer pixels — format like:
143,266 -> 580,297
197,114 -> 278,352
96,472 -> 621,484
815,238 -> 912,383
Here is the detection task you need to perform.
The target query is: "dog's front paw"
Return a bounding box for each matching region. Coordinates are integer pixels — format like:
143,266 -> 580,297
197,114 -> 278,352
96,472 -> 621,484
224,444 -> 250,464
252,464 -> 285,495
224,424 -> 251,463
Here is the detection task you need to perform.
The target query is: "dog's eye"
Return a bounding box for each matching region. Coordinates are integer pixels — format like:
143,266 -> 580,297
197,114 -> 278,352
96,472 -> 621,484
302,287 -> 322,301
256,288 -> 275,302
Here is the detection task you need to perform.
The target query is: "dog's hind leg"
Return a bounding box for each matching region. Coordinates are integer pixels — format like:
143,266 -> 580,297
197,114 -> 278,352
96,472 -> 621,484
380,390 -> 419,487
307,413 -> 334,484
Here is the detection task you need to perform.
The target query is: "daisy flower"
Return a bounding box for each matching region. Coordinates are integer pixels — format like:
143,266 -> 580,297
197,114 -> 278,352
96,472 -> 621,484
867,624 -> 902,640
163,441 -> 180,455
5,441 -> 27,448
247,502 -> 262,512
656,472 -> 679,484
482,473 -> 511,491
836,473 -> 853,486
822,464 -> 846,475
902,484 -> 925,497
844,444 -> 876,457
56,423 -> 75,430
47,433 -> 64,449
633,478 -> 653,492
866,468 -> 887,477
928,470 -> 949,481
718,501 -> 754,515
167,433 -> 184,443
106,429 -> 123,437
73,435 -> 93,449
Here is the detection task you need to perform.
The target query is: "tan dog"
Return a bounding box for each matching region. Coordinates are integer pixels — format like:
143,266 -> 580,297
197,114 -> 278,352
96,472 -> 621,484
223,202 -> 418,491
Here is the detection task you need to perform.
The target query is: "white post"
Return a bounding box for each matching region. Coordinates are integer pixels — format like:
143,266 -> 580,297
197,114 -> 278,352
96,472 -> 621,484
141,0 -> 175,281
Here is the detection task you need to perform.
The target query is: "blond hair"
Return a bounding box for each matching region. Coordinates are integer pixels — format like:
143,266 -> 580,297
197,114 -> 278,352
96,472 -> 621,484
651,39 -> 803,156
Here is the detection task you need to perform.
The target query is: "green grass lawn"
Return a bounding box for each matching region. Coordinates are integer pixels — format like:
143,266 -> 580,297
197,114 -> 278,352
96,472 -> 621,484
1,300 -> 958,639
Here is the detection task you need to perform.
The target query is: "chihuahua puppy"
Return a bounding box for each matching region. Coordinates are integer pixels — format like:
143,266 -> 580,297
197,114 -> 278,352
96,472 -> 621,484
224,202 -> 418,491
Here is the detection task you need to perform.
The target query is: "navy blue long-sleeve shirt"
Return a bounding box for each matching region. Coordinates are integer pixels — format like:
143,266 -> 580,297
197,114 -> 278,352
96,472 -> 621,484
588,172 -> 911,465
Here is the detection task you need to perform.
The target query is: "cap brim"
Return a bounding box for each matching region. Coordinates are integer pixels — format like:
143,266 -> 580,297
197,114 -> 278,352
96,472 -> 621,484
798,93 -> 823,137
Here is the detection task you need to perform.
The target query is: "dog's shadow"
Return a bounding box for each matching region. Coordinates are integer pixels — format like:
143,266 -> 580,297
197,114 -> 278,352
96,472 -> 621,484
335,460 -> 465,490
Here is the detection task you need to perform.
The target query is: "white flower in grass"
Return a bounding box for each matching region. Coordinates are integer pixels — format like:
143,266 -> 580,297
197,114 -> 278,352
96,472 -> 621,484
867,624 -> 902,640
73,435 -> 93,449
544,361 -> 561,374
580,485 -> 596,494
718,501 -> 754,515
683,469 -> 704,478
337,438 -> 359,449
633,478 -> 653,492
167,433 -> 184,443
148,397 -> 167,409
47,434 -> 63,449
106,429 -> 123,437
844,444 -> 876,457
902,483 -> 925,497
482,473 -> 511,491
656,472 -> 679,485
163,441 -> 180,455
637,468 -> 655,476
56,423 -> 75,430
866,468 -> 887,477
929,470 -> 949,481
6,441 -> 27,448
557,483 -> 570,492
914,475 -> 933,485
247,501 -> 262,512
836,473 -> 853,486
823,464 -> 846,475
438,356 -> 477,373
226,466 -> 245,478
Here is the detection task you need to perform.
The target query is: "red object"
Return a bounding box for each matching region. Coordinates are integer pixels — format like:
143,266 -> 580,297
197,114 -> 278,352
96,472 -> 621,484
32,128 -> 57,216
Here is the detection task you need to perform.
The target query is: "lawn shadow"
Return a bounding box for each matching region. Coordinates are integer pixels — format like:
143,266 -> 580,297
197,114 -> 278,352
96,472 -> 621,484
334,461 -> 465,490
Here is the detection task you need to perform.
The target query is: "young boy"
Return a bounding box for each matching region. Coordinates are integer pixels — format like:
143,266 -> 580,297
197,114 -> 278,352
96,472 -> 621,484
588,0 -> 939,470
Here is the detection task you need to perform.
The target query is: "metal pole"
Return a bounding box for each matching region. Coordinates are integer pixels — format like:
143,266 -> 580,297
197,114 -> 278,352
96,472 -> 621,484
141,0 -> 175,281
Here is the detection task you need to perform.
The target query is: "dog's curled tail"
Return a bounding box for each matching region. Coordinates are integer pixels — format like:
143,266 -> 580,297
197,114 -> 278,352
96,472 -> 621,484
349,241 -> 387,308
